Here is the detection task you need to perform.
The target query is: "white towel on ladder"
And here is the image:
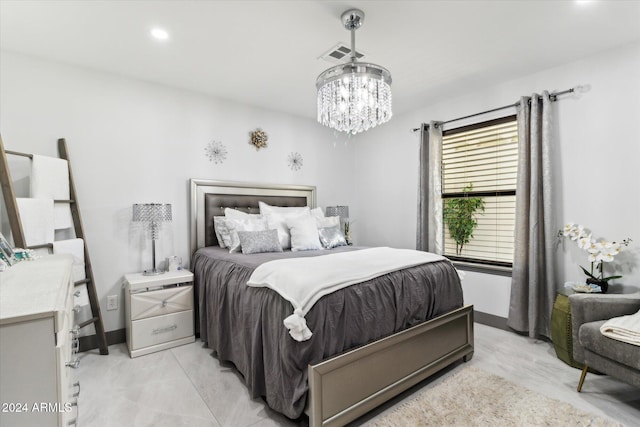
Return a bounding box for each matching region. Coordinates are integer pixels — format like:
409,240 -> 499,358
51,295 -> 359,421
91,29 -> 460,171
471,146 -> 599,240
53,238 -> 90,306
31,155 -> 74,230
16,198 -> 55,246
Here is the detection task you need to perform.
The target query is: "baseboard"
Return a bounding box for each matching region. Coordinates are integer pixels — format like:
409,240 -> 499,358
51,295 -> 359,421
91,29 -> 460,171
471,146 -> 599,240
474,310 -> 509,331
78,328 -> 126,353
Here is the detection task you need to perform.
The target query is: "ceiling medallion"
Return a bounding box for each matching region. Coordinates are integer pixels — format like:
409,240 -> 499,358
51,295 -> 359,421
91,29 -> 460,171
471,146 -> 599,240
316,9 -> 392,135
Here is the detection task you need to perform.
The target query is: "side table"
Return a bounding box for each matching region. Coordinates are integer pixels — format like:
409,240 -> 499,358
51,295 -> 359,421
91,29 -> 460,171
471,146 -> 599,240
124,270 -> 195,358
551,288 -> 584,369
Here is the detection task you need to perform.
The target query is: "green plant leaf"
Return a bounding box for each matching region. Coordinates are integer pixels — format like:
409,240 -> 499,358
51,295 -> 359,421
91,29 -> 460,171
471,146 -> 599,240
443,183 -> 485,256
580,266 -> 598,280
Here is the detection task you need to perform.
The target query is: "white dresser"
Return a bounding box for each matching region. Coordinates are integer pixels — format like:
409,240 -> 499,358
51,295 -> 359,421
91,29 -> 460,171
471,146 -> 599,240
0,255 -> 80,427
124,270 -> 195,358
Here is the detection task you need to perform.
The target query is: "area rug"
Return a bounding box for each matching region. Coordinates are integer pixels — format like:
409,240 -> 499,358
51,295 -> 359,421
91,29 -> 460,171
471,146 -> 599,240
368,366 -> 619,426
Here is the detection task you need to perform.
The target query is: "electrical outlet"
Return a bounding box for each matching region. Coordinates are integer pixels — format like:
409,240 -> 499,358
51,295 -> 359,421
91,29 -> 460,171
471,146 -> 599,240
106,295 -> 119,311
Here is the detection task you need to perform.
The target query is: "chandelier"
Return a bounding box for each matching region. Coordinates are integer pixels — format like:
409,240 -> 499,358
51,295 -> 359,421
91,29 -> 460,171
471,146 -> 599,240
316,9 -> 392,135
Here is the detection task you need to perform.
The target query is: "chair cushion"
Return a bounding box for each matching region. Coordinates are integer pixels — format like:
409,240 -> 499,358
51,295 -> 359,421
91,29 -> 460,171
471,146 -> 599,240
579,320 -> 640,370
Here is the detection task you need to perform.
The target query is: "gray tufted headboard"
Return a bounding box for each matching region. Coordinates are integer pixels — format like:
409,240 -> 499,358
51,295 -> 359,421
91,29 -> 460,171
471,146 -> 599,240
190,179 -> 316,254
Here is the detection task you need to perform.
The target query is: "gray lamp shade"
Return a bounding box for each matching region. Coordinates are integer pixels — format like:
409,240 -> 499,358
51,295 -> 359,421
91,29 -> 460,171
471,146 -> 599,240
132,203 -> 172,223
325,205 -> 349,221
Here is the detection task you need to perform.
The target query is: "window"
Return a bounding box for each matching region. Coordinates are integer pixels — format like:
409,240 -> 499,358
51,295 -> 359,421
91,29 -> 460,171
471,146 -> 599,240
441,116 -> 517,267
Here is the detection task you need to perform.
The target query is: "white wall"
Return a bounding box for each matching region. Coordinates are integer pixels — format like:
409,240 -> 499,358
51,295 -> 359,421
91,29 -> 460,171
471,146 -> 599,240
0,51 -> 355,332
352,41 -> 640,317
2,40 -> 639,331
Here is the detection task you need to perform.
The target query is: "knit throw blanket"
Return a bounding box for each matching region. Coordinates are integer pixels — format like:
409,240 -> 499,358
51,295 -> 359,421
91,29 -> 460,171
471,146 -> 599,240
247,247 -> 446,341
600,308 -> 640,346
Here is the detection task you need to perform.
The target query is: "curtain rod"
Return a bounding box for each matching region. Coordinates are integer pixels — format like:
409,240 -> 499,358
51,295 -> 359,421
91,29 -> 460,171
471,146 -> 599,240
411,86 -> 580,132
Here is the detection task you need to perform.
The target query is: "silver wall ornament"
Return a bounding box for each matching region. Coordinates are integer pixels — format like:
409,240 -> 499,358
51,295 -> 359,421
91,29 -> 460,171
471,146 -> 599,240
288,152 -> 303,171
249,128 -> 268,150
205,141 -> 228,164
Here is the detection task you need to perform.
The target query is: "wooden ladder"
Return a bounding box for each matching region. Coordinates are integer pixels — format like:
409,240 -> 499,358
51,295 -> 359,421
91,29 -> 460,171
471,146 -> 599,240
0,135 -> 109,355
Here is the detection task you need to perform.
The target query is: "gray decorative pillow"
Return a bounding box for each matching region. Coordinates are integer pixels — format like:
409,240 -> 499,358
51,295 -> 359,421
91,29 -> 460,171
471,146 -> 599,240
225,217 -> 268,253
237,229 -> 283,255
213,216 -> 230,248
318,226 -> 347,249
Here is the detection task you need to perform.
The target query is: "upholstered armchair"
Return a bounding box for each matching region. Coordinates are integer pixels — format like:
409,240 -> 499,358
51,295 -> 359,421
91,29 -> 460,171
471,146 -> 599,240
570,293 -> 640,391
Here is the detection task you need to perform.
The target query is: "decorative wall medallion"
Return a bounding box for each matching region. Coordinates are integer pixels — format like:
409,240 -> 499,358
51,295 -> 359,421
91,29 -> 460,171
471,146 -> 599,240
288,152 -> 303,171
205,141 -> 228,164
249,128 -> 268,150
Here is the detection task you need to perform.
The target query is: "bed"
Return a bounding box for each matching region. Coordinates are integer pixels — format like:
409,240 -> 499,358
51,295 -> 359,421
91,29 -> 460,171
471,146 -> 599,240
190,179 -> 474,427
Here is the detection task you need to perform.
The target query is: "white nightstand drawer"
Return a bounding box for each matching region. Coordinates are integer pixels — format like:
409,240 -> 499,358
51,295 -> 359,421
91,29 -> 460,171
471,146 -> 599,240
130,310 -> 194,350
130,285 -> 193,321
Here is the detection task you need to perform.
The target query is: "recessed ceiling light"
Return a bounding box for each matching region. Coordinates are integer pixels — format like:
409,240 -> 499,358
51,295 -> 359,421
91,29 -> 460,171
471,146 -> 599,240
150,28 -> 169,41
575,0 -> 594,5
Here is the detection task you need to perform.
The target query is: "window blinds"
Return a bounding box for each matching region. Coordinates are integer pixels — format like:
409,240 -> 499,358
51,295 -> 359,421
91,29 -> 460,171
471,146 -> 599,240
442,117 -> 518,265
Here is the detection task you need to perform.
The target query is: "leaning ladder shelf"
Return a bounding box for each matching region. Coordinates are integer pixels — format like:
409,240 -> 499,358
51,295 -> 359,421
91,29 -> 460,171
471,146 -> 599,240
0,135 -> 109,355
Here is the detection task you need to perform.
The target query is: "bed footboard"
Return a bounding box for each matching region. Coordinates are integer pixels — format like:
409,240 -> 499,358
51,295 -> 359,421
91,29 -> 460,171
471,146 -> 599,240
308,304 -> 474,427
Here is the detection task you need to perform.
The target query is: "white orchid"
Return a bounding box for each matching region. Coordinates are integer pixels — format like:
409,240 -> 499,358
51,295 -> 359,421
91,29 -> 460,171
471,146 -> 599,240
572,225 -> 586,240
563,223 -> 589,241
562,223 -> 576,237
559,223 -> 631,284
596,241 -> 621,263
577,234 -> 593,250
586,241 -> 601,262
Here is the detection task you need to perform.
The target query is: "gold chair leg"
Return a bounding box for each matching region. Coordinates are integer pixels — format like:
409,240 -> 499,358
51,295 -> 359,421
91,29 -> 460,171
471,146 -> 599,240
577,365 -> 589,392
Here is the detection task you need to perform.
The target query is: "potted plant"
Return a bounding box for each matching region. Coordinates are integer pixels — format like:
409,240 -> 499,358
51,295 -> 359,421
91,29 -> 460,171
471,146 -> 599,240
443,183 -> 485,256
560,223 -> 632,293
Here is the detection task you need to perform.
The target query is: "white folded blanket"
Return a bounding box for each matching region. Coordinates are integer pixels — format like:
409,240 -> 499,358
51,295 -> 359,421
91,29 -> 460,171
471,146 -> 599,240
53,238 -> 89,306
247,247 -> 446,341
600,309 -> 640,346
31,154 -> 73,230
16,198 -> 55,246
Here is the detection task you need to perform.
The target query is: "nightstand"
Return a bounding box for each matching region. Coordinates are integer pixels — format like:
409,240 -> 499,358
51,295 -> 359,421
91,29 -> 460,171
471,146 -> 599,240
124,270 -> 195,358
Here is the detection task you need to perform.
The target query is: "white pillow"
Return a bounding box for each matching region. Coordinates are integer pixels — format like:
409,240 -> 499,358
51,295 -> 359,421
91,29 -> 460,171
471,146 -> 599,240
258,201 -> 310,216
259,201 -> 311,249
224,207 -> 262,219
286,215 -> 323,251
316,216 -> 340,229
224,217 -> 268,253
310,207 -> 325,221
213,209 -> 261,248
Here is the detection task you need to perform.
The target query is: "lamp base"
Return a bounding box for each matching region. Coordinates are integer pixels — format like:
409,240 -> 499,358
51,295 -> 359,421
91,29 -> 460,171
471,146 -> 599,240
142,268 -> 166,276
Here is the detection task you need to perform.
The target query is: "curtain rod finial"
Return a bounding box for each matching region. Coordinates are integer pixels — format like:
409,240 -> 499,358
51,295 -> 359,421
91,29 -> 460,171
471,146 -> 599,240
573,84 -> 591,94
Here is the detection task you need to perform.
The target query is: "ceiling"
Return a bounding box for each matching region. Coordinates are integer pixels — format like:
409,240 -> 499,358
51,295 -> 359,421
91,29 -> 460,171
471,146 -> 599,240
2,1 -> 640,120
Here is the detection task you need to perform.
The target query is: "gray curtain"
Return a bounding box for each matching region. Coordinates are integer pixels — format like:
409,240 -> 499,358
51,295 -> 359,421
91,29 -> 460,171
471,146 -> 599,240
507,91 -> 556,338
416,121 -> 443,254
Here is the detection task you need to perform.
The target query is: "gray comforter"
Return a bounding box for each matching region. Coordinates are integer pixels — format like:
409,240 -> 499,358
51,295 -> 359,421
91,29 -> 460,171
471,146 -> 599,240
192,246 -> 463,419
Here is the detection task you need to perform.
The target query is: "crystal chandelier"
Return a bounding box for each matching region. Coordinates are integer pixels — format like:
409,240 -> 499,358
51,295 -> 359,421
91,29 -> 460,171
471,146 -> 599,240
316,9 -> 392,135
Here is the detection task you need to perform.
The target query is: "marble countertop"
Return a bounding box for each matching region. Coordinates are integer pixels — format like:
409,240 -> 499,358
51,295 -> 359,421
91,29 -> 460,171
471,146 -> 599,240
0,254 -> 73,325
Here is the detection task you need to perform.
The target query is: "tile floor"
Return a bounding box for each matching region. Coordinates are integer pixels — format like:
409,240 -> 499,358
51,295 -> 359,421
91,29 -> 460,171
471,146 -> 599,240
76,323 -> 640,426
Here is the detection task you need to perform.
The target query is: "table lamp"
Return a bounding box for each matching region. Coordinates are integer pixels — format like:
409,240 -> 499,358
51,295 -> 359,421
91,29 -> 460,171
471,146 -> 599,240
325,205 -> 351,244
132,203 -> 172,275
